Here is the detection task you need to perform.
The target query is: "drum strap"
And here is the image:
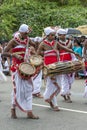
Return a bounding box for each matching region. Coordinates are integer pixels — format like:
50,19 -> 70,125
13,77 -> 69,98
24,38 -> 30,62
43,40 -> 59,61
12,51 -> 25,55
58,40 -> 72,61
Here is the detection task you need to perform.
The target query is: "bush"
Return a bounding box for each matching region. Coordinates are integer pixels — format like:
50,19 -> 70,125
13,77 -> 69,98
0,0 -> 87,40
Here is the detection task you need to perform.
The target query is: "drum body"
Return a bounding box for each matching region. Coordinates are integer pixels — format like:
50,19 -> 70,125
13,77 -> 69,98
44,60 -> 85,76
30,55 -> 43,74
18,62 -> 36,80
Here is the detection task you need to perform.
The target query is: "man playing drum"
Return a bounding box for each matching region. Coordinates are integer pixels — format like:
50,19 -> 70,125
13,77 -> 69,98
3,24 -> 39,119
56,28 -> 77,102
30,37 -> 43,98
37,27 -> 78,111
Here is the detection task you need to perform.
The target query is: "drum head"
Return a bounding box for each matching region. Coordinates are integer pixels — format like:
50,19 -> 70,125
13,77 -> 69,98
30,55 -> 43,66
19,62 -> 36,76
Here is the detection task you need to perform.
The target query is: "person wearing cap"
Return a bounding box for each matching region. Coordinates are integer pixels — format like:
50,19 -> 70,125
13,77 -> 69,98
31,37 -> 43,98
37,27 -> 78,111
3,24 -> 39,119
56,28 -> 77,103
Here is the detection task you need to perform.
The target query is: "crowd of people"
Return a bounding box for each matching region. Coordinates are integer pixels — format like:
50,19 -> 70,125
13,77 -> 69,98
0,24 -> 87,119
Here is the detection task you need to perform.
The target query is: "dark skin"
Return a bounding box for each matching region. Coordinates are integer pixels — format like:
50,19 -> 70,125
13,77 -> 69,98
37,33 -> 79,57
58,34 -> 72,49
3,35 -> 36,60
2,31 -> 39,119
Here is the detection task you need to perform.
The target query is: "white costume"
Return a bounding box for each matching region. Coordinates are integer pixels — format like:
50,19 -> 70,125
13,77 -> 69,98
32,70 -> 42,96
44,75 -> 61,107
57,29 -> 75,97
11,71 -> 33,111
11,25 -> 33,112
42,27 -> 61,109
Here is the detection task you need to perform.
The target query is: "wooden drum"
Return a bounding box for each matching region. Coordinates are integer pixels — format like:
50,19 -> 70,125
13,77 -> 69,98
30,55 -> 43,74
43,60 -> 85,76
18,62 -> 36,80
30,55 -> 43,67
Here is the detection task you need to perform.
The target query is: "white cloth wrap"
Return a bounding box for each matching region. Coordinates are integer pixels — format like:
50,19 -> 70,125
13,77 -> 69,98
83,85 -> 87,98
32,70 -> 42,94
60,53 -> 76,95
43,75 -> 61,100
11,71 -> 33,111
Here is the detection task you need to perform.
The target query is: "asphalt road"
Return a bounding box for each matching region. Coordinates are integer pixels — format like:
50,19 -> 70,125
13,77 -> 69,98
0,76 -> 87,130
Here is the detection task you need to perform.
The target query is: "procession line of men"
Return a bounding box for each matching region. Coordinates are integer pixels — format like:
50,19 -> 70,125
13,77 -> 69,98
1,24 -> 86,119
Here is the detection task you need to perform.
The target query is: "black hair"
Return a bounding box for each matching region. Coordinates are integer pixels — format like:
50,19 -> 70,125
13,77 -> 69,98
74,38 -> 82,47
80,35 -> 86,39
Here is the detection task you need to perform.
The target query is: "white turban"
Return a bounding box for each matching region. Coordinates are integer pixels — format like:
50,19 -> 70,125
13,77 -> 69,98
34,37 -> 43,42
57,28 -> 67,35
19,24 -> 29,33
44,27 -> 55,36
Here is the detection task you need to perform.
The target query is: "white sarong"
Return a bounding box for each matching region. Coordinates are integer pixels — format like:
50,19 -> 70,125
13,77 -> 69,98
43,75 -> 61,101
32,70 -> 42,94
11,71 -> 33,112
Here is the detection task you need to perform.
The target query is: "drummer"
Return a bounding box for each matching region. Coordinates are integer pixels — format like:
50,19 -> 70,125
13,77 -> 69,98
30,37 -> 43,98
37,27 -> 78,111
3,24 -> 39,119
56,28 -> 77,103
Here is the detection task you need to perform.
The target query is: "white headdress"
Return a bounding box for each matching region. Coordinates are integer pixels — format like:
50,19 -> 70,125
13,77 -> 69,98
44,27 -> 55,36
57,28 -> 67,35
19,24 -> 29,33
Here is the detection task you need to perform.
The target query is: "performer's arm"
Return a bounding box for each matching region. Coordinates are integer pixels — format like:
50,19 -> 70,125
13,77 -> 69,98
57,42 -> 82,59
2,39 -> 23,60
58,42 -> 76,54
37,43 -> 44,57
29,38 -> 36,48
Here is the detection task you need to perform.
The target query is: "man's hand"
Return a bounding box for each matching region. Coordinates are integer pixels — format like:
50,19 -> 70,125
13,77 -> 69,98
74,53 -> 83,60
12,54 -> 23,60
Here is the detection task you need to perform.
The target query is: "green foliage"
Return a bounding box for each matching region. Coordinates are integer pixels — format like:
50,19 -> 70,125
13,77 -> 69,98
0,0 -> 87,40
79,0 -> 87,7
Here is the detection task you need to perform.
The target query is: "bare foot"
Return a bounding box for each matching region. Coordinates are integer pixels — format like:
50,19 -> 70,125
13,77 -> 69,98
37,93 -> 43,98
27,112 -> 39,119
33,93 -> 43,98
11,109 -> 17,119
53,106 -> 60,111
66,95 -> 72,103
49,101 -> 54,109
66,99 -> 72,103
61,94 -> 68,101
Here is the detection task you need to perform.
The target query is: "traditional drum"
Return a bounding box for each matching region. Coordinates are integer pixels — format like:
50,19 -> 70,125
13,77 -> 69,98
43,60 -> 85,76
30,55 -> 43,74
30,55 -> 43,67
18,62 -> 36,80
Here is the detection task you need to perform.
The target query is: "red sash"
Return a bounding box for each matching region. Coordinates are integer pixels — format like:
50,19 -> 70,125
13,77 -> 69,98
85,62 -> 87,70
14,32 -> 29,46
59,40 -> 72,61
10,47 -> 25,72
11,32 -> 29,72
43,40 -> 58,65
